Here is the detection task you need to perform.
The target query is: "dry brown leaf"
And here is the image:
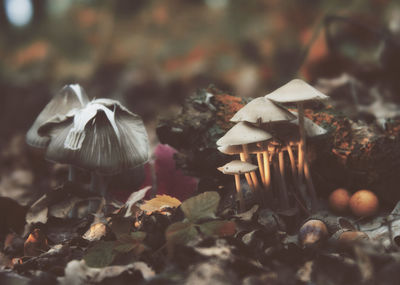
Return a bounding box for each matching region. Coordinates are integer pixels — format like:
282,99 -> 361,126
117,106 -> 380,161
140,195 -> 181,213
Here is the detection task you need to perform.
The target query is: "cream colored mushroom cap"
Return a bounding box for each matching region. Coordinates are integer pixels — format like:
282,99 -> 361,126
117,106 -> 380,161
217,122 -> 272,146
265,79 -> 329,103
230,97 -> 296,124
218,160 -> 258,175
218,140 -> 270,155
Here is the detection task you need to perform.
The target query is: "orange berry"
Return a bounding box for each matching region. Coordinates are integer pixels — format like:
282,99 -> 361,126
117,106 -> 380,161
349,190 -> 379,217
329,188 -> 351,214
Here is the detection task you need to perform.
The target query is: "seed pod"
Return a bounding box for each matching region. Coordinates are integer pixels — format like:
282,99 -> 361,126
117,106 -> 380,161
298,219 -> 328,247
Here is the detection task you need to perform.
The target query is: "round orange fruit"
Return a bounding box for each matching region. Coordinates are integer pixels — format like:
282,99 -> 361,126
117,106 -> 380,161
349,190 -> 379,217
329,188 -> 351,214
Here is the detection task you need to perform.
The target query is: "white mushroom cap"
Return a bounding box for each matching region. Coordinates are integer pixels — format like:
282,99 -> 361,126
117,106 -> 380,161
26,84 -> 89,148
265,79 -> 329,103
218,140 -> 269,155
267,113 -> 327,143
230,97 -> 296,124
217,160 -> 258,175
38,99 -> 150,175
216,122 -> 272,146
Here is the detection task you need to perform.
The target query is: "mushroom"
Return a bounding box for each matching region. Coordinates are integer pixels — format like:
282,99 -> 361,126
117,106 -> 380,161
217,122 -> 272,199
38,99 -> 150,202
26,84 -> 89,181
265,79 -> 329,212
218,160 -> 258,212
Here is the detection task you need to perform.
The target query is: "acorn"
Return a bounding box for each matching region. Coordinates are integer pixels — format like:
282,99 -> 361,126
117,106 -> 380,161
329,188 -> 351,214
331,229 -> 369,249
349,190 -> 379,217
298,219 -> 328,247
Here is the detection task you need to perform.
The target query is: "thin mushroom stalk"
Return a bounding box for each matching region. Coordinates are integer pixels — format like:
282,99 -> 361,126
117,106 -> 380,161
242,144 -> 262,203
262,149 -> 272,201
68,166 -> 77,182
278,148 -> 290,210
234,174 -> 245,212
297,103 -> 318,211
239,152 -> 256,194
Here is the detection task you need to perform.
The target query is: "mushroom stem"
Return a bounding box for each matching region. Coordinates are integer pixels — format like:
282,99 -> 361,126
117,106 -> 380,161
262,150 -> 272,193
234,174 -> 245,212
286,144 -> 297,182
278,150 -> 290,210
240,153 -> 256,193
257,153 -> 265,185
89,172 -> 107,212
68,166 -> 76,182
303,159 -> 318,212
297,102 -> 318,212
242,144 -> 262,202
297,102 -> 305,184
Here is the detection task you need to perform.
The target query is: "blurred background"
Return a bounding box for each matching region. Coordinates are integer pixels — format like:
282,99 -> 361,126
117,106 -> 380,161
1,0 -> 400,206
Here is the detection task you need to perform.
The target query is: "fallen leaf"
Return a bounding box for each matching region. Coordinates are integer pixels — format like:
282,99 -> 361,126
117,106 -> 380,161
165,221 -> 199,247
140,194 -> 181,213
114,232 -> 147,255
124,186 -> 151,218
181,191 -> 220,222
24,228 -> 49,256
83,241 -> 116,268
83,222 -> 107,242
199,220 -> 236,237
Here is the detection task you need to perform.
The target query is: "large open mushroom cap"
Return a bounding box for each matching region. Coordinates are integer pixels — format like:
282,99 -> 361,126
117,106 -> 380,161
217,122 -> 272,146
38,100 -> 150,175
26,84 -> 89,148
230,97 -> 296,124
265,79 -> 329,103
218,160 -> 258,175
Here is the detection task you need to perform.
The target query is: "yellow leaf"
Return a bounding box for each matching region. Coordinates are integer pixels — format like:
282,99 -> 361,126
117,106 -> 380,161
140,195 -> 181,213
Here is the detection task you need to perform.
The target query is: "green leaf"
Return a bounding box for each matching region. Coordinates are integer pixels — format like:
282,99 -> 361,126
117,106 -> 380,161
181,192 -> 220,222
165,221 -> 198,247
83,241 -> 115,268
199,220 -> 236,237
114,232 -> 147,255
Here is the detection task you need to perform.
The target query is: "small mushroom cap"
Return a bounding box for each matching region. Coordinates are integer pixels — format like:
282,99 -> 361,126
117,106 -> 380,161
38,99 -> 150,175
265,79 -> 329,103
217,122 -> 272,146
26,84 -> 89,148
230,97 -> 296,124
217,160 -> 258,175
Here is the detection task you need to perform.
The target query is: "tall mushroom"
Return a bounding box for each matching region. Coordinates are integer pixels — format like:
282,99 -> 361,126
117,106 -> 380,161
218,160 -> 258,212
265,79 -> 329,211
38,99 -> 150,202
26,84 -> 89,181
216,122 -> 272,199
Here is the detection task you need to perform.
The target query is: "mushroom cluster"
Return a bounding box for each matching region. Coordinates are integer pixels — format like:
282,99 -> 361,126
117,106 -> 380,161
217,79 -> 329,213
27,84 -> 150,199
